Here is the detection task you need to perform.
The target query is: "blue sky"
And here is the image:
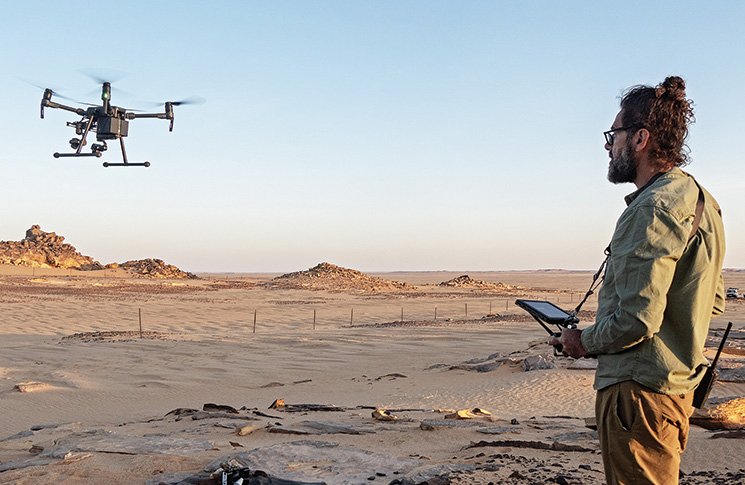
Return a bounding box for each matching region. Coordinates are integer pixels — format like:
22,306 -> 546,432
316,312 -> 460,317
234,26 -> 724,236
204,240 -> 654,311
1,2 -> 743,272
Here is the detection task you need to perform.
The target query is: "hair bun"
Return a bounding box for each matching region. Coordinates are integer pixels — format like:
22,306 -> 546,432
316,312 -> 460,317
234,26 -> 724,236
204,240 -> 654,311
656,76 -> 687,101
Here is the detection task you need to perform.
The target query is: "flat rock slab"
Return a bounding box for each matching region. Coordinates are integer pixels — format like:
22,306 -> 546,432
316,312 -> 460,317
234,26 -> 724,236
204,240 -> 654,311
59,430 -> 214,455
566,358 -> 598,370
549,431 -> 598,442
191,411 -> 259,421
420,419 -> 487,430
13,381 -> 53,392
449,361 -> 503,373
268,421 -> 380,435
476,426 -> 522,435
0,429 -> 215,471
522,354 -> 558,371
690,397 -> 745,430
719,365 -> 745,383
204,440 -> 422,485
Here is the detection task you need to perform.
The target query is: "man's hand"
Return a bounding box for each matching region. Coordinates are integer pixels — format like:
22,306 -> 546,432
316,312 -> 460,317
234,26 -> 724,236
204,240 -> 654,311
550,328 -> 589,359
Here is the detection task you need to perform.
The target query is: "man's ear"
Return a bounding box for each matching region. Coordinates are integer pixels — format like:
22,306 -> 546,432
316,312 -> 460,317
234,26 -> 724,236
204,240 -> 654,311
633,128 -> 650,152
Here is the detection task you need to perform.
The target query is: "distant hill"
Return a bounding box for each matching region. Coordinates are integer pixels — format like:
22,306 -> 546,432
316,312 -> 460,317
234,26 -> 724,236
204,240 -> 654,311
267,262 -> 411,293
0,225 -> 195,279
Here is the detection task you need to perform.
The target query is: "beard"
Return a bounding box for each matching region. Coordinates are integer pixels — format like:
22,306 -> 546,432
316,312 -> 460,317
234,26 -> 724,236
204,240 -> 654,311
607,141 -> 637,184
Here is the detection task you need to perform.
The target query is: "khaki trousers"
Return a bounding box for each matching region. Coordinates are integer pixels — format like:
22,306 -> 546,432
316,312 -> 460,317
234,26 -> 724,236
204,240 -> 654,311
596,380 -> 693,485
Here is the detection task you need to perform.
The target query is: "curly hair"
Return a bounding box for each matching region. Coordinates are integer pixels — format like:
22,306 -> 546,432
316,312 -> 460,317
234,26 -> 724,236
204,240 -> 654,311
620,76 -> 695,168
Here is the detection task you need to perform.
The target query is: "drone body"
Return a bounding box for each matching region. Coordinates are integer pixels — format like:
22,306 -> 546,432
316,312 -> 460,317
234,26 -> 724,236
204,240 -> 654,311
40,81 -> 192,168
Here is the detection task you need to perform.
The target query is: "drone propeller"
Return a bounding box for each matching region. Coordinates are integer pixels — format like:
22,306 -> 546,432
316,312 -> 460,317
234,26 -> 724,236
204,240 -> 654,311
142,96 -> 207,108
168,96 -> 206,107
77,67 -> 129,85
20,79 -> 79,102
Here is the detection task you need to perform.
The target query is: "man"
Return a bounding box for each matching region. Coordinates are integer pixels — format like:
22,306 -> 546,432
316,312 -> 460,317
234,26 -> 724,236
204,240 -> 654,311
552,76 -> 726,485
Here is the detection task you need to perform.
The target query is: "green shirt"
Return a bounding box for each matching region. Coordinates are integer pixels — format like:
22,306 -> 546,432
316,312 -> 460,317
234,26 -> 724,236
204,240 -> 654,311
581,167 -> 726,395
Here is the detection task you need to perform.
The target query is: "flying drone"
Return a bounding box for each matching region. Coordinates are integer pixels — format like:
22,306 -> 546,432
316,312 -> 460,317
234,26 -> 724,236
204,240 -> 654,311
40,79 -> 203,167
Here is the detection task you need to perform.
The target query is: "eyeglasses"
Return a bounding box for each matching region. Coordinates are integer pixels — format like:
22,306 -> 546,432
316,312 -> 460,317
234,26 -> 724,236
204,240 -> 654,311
603,126 -> 638,145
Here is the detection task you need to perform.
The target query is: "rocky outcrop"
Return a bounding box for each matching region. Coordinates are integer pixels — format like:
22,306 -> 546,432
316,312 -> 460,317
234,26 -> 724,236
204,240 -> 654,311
116,259 -> 196,279
0,225 -> 103,270
439,274 -> 512,289
1,226 -> 195,278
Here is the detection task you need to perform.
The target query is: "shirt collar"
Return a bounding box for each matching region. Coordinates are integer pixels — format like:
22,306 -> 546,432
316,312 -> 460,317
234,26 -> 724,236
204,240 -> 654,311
624,169 -> 672,206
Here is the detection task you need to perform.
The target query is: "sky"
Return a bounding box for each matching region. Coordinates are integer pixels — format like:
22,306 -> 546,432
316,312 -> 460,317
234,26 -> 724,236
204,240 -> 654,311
1,1 -> 743,273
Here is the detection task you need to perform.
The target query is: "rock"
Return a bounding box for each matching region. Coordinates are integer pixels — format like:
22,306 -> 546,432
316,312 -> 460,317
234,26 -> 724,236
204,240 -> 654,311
445,353 -> 503,373
372,408 -> 398,421
0,225 -> 102,270
268,421 -> 378,435
719,363 -> 745,383
14,381 -> 53,392
549,431 -> 597,442
444,408 -> 493,420
237,424 -> 259,436
165,407 -> 199,417
191,411 -> 258,421
118,258 -> 196,279
420,420 -> 487,430
268,262 -> 411,293
0,226 -> 195,277
203,403 -> 239,414
375,373 -> 407,380
267,401 -> 347,413
566,358 -> 598,370
467,439 -> 596,453
522,354 -> 558,371
439,275 -> 512,290
0,430 -> 215,472
0,430 -> 34,442
28,444 -> 44,455
30,422 -> 79,431
690,396 -> 745,430
203,440 -> 421,485
476,427 -> 522,435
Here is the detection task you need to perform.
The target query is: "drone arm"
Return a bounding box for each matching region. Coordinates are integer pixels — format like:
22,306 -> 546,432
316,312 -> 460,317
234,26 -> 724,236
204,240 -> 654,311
128,102 -> 174,131
41,99 -> 87,119
127,112 -> 166,119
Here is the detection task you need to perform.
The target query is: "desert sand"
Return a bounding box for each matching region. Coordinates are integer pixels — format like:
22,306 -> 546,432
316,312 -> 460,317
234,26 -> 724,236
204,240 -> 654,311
1,265 -> 744,484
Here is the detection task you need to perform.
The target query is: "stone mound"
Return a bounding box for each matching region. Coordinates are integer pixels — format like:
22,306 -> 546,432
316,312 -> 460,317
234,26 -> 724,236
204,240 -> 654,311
0,225 -> 103,270
268,262 -> 410,293
439,274 -> 512,290
110,259 -> 196,279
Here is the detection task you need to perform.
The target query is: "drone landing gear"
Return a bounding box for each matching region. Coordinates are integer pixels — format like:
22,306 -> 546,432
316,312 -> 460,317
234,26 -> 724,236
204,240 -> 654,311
54,152 -> 100,158
103,137 -> 150,167
52,137 -> 150,167
103,161 -> 150,167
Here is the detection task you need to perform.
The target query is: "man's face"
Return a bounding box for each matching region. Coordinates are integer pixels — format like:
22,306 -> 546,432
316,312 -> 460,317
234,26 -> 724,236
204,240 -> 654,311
606,110 -> 637,184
